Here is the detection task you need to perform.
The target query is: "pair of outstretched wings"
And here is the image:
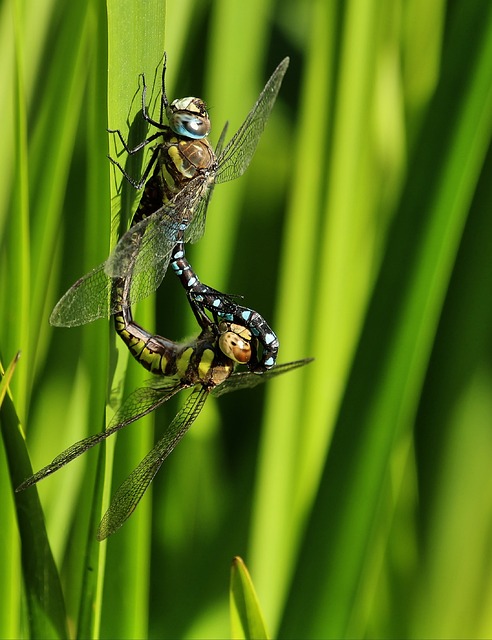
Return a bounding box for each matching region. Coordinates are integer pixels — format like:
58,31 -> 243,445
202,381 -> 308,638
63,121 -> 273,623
17,355 -> 311,539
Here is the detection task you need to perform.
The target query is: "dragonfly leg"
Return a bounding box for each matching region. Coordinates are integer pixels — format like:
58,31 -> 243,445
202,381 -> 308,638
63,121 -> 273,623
107,143 -> 162,190
107,129 -> 162,156
107,66 -> 168,154
171,244 -> 279,371
140,71 -> 167,128
140,53 -> 170,127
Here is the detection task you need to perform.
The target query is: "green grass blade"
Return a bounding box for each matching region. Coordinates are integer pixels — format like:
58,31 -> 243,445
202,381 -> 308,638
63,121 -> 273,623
248,1 -> 337,629
280,2 -> 492,637
1,372 -> 68,639
7,1 -> 492,637
0,353 -> 21,639
1,0 -> 100,637
74,5 -> 111,637
99,2 -> 166,639
411,152 -> 492,635
27,0 -> 96,393
7,0 -> 30,422
0,352 -> 20,405
230,557 -> 269,640
191,0 -> 284,311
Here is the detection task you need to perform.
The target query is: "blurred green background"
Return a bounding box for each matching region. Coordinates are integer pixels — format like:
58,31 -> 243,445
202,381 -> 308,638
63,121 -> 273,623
1,0 -> 492,638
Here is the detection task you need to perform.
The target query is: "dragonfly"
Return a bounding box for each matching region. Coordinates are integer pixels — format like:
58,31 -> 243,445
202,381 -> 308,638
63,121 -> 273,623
17,284 -> 312,540
50,55 -> 290,335
107,159 -> 281,371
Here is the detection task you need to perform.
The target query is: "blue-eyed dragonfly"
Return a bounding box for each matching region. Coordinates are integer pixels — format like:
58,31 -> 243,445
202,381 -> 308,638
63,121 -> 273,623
50,56 -> 290,346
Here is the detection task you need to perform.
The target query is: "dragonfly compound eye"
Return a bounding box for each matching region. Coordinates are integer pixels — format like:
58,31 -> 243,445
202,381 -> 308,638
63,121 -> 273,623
219,331 -> 252,364
167,97 -> 211,139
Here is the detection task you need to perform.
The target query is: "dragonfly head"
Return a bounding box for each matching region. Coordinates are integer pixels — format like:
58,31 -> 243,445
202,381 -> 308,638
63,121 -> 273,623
167,97 -> 211,139
218,322 -> 252,365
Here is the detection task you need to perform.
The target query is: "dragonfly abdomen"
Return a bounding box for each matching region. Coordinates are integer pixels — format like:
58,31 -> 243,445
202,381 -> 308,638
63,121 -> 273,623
114,306 -> 179,375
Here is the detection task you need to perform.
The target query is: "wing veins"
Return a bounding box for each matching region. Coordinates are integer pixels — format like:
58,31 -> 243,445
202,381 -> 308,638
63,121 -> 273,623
97,385 -> 208,539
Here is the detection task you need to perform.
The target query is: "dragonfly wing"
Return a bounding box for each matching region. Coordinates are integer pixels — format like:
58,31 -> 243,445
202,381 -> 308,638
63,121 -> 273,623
97,385 -> 208,540
104,208 -> 175,277
120,222 -> 173,306
106,177 -> 209,276
50,213 -> 180,327
211,358 -> 313,398
215,57 -> 289,184
49,242 -> 169,327
215,121 -> 229,156
181,125 -> 233,245
182,191 -> 209,244
16,380 -> 184,491
50,261 -> 115,327
177,175 -> 213,245
108,378 -> 186,429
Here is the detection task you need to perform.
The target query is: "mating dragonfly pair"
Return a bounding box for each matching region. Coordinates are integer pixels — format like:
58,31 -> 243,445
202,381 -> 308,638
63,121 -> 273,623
17,55 -> 312,539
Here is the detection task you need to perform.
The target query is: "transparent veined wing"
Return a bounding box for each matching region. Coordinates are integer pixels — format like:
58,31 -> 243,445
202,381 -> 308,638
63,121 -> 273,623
97,385 -> 208,540
50,261 -> 114,327
211,358 -> 313,398
215,57 -> 289,184
16,378 -> 185,490
50,188 -> 199,326
104,175 -> 210,277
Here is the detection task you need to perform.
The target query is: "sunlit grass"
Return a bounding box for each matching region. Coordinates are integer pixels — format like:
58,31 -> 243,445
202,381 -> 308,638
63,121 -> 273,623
1,0 -> 492,638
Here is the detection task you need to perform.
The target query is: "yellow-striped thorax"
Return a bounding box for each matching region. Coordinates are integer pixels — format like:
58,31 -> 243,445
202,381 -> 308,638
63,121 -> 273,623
115,304 -> 254,390
160,136 -> 215,199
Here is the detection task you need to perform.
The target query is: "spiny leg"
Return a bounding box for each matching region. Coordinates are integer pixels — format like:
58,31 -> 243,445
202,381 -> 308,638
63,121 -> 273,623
106,64 -> 170,187
107,137 -> 163,190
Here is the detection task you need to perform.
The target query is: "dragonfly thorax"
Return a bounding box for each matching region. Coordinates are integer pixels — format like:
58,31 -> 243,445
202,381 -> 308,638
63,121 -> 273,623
182,322 -> 253,387
165,137 -> 215,181
178,331 -> 235,387
155,134 -> 216,205
196,348 -> 234,386
167,97 -> 211,139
